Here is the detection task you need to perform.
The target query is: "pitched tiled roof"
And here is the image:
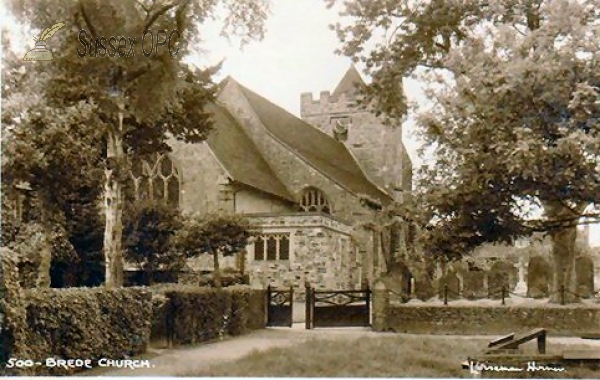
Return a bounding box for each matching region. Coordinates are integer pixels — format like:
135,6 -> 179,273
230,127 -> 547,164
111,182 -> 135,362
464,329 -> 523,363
235,83 -> 392,205
204,103 -> 294,202
332,65 -> 366,97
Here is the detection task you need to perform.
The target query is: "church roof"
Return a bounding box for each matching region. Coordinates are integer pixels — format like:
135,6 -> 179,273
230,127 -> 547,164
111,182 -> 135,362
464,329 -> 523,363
204,103 -> 295,202
332,65 -> 366,97
234,82 -> 392,205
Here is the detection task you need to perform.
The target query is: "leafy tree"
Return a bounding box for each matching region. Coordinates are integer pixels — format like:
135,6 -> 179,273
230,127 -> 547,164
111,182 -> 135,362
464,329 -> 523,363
122,200 -> 183,284
330,0 -> 600,302
173,214 -> 252,288
6,0 -> 270,288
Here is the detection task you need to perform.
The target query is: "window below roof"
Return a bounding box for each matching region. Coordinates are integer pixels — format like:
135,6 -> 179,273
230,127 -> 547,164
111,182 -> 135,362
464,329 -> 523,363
253,234 -> 290,261
299,187 -> 332,214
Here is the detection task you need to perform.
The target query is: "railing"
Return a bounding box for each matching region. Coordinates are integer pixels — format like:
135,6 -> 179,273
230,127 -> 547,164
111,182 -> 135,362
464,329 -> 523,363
387,285 -> 600,306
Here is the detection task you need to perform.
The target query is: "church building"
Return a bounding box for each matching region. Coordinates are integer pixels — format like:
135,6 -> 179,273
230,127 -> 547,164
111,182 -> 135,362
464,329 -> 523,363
137,67 -> 413,292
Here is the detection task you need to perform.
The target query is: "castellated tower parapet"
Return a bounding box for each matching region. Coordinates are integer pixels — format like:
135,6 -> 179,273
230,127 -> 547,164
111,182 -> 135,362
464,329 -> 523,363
300,66 -> 412,202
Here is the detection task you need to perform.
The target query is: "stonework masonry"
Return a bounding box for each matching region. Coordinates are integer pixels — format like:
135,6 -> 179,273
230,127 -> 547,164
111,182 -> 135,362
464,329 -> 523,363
301,90 -> 409,201
168,138 -> 292,215
244,213 -> 361,300
167,139 -> 229,215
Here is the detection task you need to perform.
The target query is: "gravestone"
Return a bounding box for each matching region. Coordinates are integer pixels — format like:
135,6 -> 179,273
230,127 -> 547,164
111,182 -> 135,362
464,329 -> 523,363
438,270 -> 460,300
415,276 -> 435,301
488,261 -> 519,298
488,261 -> 512,299
527,256 -> 551,298
378,265 -> 413,302
575,256 -> 595,298
463,271 -> 487,299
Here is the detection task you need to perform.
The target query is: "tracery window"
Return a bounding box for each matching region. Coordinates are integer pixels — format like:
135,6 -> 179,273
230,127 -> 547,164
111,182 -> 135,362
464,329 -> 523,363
127,153 -> 180,207
254,234 -> 290,261
299,187 -> 332,214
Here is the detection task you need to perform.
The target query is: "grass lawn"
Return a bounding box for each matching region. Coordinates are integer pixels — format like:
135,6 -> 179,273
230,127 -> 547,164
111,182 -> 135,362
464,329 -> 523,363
195,334 -> 600,378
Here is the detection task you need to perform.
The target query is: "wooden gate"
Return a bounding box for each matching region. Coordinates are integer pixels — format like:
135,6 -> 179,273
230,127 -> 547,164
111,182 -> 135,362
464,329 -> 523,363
305,285 -> 371,329
267,285 -> 294,327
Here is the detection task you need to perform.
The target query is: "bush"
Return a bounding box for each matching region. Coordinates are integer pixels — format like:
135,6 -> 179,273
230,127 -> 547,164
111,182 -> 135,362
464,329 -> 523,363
173,213 -> 252,288
150,285 -> 265,346
7,222 -> 78,288
5,286 -> 152,375
178,270 -> 244,287
123,200 -> 184,284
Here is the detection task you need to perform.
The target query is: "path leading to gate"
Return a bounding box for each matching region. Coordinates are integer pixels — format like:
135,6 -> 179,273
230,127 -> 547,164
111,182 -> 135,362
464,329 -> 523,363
89,325 -> 600,377
87,325 -> 380,377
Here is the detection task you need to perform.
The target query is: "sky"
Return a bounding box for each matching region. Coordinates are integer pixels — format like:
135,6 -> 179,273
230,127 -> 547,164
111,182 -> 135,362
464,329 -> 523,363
1,0 -> 599,246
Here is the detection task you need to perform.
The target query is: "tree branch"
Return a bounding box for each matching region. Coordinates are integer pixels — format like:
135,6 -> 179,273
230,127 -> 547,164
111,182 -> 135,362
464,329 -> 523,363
78,0 -> 97,38
144,0 -> 188,32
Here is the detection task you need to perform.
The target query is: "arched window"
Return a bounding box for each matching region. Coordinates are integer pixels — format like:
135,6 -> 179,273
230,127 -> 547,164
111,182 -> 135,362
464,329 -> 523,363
127,153 -> 180,207
299,187 -> 332,214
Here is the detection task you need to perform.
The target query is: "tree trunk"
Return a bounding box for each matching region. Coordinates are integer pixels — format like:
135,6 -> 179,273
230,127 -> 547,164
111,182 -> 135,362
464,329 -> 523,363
35,233 -> 52,288
213,251 -> 222,288
103,111 -> 124,288
36,209 -> 52,288
545,202 -> 581,304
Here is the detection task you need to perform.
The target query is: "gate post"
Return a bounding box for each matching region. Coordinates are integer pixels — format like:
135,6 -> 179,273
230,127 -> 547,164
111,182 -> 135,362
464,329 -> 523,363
266,285 -> 271,326
289,285 -> 294,328
372,281 -> 389,332
365,284 -> 371,326
305,282 -> 312,330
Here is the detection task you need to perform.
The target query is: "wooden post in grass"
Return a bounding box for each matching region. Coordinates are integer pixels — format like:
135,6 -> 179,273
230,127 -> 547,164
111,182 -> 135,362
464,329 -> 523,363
305,282 -> 312,330
372,281 -> 389,332
501,286 -> 506,305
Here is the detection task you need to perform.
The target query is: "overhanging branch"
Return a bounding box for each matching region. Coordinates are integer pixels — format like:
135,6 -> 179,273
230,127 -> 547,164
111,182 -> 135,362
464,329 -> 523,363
78,0 -> 97,38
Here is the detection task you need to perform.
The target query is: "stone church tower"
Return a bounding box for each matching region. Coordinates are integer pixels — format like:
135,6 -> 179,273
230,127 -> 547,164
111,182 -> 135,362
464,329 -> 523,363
300,66 -> 412,202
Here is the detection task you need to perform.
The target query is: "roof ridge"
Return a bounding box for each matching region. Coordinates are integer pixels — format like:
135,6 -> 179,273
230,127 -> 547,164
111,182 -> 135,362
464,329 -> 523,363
234,81 -> 353,151
205,102 -> 295,202
233,82 -> 392,204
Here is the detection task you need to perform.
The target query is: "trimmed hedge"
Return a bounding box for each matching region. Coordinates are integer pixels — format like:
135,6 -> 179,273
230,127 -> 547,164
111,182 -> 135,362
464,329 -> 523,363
6,286 -> 152,375
150,285 -> 266,346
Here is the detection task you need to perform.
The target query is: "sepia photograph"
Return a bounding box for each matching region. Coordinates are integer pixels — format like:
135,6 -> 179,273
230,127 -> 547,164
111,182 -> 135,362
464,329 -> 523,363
1,0 -> 599,378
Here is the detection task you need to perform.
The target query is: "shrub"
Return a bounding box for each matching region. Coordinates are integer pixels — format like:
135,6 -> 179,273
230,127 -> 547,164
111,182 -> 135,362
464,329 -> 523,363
7,222 -> 78,288
123,200 -> 183,284
173,213 -> 252,288
5,286 -> 152,375
150,285 -> 265,346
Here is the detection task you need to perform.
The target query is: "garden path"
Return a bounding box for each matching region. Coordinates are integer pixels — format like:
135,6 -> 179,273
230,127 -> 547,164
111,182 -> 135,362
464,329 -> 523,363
88,325 -> 381,376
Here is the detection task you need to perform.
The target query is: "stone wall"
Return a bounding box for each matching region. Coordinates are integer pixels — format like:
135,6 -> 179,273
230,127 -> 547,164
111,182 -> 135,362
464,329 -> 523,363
167,139 -> 231,214
168,138 -> 295,216
380,304 -> 600,336
235,188 -> 294,214
245,213 -> 361,299
372,285 -> 600,336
